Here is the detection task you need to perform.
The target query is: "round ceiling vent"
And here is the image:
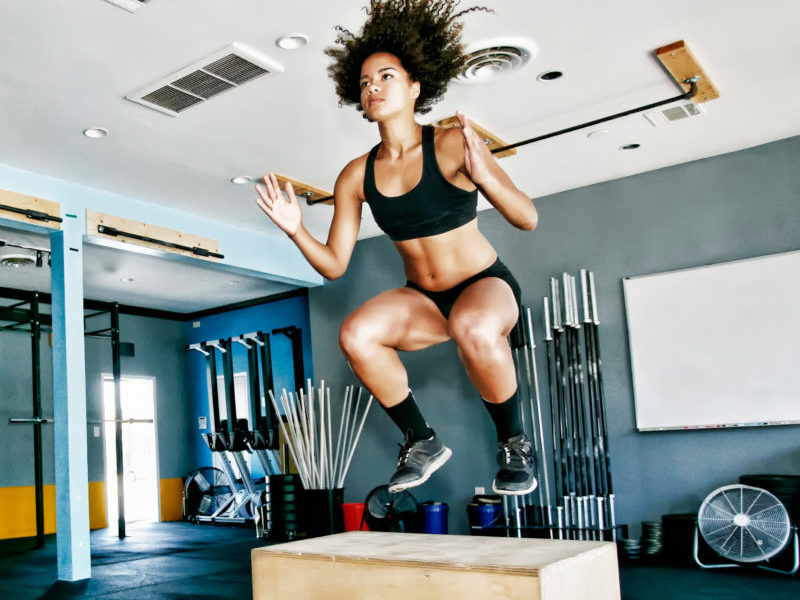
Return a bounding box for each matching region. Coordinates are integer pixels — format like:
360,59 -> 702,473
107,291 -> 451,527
455,39 -> 536,84
0,253 -> 35,268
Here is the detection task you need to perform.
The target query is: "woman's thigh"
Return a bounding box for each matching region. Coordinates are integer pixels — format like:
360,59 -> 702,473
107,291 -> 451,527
448,277 -> 519,338
341,287 -> 451,352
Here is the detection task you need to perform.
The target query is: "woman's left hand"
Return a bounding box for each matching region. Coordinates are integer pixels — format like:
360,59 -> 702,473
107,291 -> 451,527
456,110 -> 494,186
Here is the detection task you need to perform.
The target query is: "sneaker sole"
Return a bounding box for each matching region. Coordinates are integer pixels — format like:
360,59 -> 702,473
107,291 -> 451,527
492,478 -> 538,496
387,446 -> 453,493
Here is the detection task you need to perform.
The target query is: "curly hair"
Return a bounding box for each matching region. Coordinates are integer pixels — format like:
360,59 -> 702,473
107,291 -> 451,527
325,0 -> 491,115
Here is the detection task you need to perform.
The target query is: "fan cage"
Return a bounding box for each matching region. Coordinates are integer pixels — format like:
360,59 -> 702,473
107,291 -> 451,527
698,484 -> 791,563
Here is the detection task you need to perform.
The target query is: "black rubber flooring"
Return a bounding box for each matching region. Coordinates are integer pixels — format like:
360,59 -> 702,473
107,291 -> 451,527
0,522 -> 796,598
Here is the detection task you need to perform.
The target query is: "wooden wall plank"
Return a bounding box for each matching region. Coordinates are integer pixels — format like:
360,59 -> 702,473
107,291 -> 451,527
0,189 -> 61,230
86,210 -> 222,262
655,40 -> 720,103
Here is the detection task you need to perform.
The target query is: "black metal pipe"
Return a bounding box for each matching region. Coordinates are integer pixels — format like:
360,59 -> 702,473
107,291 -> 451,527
31,292 -> 45,549
492,80 -> 698,155
111,303 -> 126,539
543,298 -> 563,512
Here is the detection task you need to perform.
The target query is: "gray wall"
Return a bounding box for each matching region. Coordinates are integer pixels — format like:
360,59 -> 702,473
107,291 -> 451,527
309,134 -> 800,535
0,311 -> 190,488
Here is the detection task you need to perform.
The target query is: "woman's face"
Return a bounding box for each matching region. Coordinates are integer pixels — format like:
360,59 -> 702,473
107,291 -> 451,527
359,52 -> 420,121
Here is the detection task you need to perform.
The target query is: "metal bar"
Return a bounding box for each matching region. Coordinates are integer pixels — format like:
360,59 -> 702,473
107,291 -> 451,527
87,419 -> 154,424
85,328 -> 113,336
31,292 -> 45,549
7,299 -> 30,310
82,309 -> 110,320
111,303 -> 126,539
247,340 -> 262,425
257,332 -> 279,449
222,338 -> 238,437
0,202 -> 63,223
9,417 -> 54,424
492,80 -> 698,154
95,224 -> 224,259
274,326 -> 306,394
205,344 -> 221,433
306,79 -> 699,205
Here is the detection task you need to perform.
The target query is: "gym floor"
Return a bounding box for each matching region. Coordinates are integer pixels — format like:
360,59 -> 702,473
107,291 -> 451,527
0,522 -> 796,599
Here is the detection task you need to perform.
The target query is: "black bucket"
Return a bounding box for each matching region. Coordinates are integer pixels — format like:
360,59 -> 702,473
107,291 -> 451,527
300,487 -> 345,538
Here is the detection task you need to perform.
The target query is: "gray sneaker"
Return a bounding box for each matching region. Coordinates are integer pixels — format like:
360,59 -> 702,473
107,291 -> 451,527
387,430 -> 452,493
492,433 -> 538,495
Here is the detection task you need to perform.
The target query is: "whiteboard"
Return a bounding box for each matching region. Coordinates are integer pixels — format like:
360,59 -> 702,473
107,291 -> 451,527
623,250 -> 800,431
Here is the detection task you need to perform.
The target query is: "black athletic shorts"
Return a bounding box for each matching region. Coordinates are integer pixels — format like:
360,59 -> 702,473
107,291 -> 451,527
405,257 -> 522,320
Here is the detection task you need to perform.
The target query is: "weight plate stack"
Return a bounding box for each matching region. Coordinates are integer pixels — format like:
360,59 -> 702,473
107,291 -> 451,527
267,474 -> 302,541
739,474 -> 800,525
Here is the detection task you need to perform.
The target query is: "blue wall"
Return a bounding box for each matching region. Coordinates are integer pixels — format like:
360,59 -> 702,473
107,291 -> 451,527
185,293 -> 313,477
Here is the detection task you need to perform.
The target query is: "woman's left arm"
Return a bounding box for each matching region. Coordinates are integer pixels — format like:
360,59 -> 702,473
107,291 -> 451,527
455,111 -> 538,231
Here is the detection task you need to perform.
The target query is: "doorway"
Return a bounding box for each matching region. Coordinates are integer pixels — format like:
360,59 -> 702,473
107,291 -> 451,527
103,376 -> 160,528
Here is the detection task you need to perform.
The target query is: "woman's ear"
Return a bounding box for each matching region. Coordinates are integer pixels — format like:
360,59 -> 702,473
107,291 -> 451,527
410,81 -> 420,100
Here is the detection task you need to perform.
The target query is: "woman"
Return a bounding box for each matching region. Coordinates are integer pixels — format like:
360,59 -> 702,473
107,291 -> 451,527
256,0 -> 538,496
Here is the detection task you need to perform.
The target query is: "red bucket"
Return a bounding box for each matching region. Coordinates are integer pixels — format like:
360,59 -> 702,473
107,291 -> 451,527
342,502 -> 369,531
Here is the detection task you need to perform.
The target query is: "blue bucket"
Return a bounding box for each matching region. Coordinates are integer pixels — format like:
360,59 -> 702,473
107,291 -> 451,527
467,502 -> 503,535
421,501 -> 449,534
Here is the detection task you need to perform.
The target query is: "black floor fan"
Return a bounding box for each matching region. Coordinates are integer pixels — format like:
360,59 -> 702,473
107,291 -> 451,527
362,485 -> 420,532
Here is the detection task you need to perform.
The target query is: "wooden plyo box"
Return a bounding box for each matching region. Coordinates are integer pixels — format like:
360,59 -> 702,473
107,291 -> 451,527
252,531 -> 620,600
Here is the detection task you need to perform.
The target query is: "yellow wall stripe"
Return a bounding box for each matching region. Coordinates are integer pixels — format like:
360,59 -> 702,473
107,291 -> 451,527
0,478 -> 185,539
160,477 -> 185,522
0,482 -> 106,539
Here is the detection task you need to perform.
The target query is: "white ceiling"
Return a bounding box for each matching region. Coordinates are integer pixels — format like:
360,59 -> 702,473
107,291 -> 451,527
1,0 -> 799,312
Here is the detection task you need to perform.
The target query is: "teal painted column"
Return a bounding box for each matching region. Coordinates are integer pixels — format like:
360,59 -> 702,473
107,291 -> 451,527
50,222 -> 91,581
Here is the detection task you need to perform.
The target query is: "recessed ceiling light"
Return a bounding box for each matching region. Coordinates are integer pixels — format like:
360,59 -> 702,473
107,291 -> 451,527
620,143 -> 641,150
537,70 -> 563,81
0,254 -> 35,268
119,277 -> 134,283
228,280 -> 239,286
83,127 -> 109,138
276,34 -> 308,50
231,175 -> 253,185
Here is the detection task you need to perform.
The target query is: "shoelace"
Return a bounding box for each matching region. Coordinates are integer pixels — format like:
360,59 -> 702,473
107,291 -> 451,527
500,439 -> 531,466
396,431 -> 415,465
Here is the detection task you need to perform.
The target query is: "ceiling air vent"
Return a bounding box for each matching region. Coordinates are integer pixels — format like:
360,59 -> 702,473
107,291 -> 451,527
126,44 -> 284,116
644,102 -> 706,127
454,39 -> 536,84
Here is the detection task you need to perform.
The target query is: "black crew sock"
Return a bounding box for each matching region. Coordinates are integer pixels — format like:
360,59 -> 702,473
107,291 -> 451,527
384,391 -> 433,442
482,390 -> 523,442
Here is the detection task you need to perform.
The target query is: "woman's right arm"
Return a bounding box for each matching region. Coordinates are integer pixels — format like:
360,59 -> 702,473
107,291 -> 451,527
256,158 -> 364,281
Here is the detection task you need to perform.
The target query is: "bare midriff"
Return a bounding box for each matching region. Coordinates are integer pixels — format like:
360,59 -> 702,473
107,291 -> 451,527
395,219 -> 498,291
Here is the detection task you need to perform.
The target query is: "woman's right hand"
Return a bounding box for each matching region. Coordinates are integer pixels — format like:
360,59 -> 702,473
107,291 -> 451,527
255,173 -> 302,237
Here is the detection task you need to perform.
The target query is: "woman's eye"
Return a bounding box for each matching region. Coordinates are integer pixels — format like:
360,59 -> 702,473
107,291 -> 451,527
382,73 -> 393,80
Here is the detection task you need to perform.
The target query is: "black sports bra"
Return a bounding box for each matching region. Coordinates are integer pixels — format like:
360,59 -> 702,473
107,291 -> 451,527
363,125 -> 478,242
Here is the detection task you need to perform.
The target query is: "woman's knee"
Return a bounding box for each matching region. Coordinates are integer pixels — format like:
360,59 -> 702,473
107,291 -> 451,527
449,311 -> 502,356
339,313 -> 381,358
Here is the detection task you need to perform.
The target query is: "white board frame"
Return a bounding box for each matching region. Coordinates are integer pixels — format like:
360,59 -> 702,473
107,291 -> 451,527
623,250 -> 800,431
